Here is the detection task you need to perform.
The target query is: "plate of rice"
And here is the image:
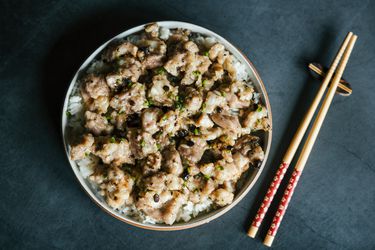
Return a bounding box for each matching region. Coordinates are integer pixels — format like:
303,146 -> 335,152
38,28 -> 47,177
62,21 -> 272,230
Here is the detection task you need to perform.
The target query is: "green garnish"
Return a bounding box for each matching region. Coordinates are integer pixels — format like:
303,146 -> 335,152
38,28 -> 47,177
156,67 -> 166,75
203,51 -> 209,56
216,165 -> 224,171
221,91 -> 227,97
156,143 -> 161,150
105,114 -> 112,121
116,78 -> 122,84
192,71 -> 201,77
257,105 -> 263,112
161,115 -> 167,121
193,128 -> 200,135
144,99 -> 154,107
204,174 -> 211,180
66,111 -> 72,118
174,95 -> 185,110
120,138 -> 126,142
183,181 -> 188,187
128,81 -> 134,88
201,102 -> 207,112
85,152 -> 90,157
140,139 -> 146,147
110,137 -> 116,143
202,79 -> 208,87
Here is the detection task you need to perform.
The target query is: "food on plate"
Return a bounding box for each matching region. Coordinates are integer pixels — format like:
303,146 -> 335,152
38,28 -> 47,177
66,23 -> 270,225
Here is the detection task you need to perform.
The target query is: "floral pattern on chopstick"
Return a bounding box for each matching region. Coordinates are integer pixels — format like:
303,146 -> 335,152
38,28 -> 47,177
251,162 -> 289,228
267,169 -> 302,237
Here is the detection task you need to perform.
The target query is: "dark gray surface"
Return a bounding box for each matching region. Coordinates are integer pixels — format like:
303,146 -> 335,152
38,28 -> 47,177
1,0 -> 374,249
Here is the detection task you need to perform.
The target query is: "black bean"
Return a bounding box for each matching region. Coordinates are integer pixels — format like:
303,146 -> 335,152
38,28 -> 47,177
176,129 -> 188,138
216,107 -> 223,113
163,85 -> 170,91
153,194 -> 160,202
252,160 -> 262,169
186,141 -> 194,147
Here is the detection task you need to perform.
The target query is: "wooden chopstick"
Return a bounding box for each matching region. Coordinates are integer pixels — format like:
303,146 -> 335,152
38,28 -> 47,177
263,34 -> 358,247
247,32 -> 354,238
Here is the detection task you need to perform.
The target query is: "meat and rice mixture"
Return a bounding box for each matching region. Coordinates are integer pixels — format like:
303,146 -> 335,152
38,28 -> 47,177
66,23 -> 270,225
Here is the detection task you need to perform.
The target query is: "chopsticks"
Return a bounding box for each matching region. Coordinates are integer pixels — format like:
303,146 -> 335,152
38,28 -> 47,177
247,32 -> 358,246
263,34 -> 357,247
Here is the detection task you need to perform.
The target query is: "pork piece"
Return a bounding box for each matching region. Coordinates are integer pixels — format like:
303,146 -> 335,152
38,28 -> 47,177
224,81 -> 254,109
164,53 -> 186,76
143,54 -> 164,69
158,110 -> 180,135
178,137 -> 208,163
144,172 -> 184,193
109,111 -> 128,131
180,53 -> 211,86
232,151 -> 250,173
199,163 -> 215,177
241,105 -> 268,131
148,74 -> 178,107
184,41 -> 199,53
145,23 -> 159,38
70,133 -> 95,160
233,134 -> 264,167
210,112 -> 242,134
136,191 -> 187,225
223,55 -> 237,79
85,111 -> 114,136
195,113 -> 214,129
200,127 -> 223,141
106,57 -> 143,89
213,159 -> 241,183
183,87 -> 203,114
201,178 -> 216,198
136,39 -> 167,56
87,96 -> 110,114
104,167 -> 135,209
81,74 -> 110,101
141,151 -> 162,175
110,83 -> 147,114
102,41 -> 138,61
203,91 -> 227,114
208,43 -> 225,62
210,188 -> 234,206
162,145 -> 183,176
233,135 -> 260,156
141,108 -> 163,134
162,192 -> 187,225
94,138 -> 134,166
127,129 -> 158,159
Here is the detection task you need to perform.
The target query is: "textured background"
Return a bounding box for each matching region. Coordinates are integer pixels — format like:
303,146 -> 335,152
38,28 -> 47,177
1,0 -> 374,249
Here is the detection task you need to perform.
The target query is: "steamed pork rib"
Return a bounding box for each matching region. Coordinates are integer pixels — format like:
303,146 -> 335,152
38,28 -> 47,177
67,22 -> 270,225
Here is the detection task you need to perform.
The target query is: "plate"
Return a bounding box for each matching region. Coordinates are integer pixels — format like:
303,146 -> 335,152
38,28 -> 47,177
62,21 -> 272,230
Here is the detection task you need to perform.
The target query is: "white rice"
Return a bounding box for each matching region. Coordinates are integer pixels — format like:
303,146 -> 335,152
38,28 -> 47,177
66,27 -> 258,225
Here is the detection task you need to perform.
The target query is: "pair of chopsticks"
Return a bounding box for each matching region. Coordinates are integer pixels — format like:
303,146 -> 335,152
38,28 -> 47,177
247,32 -> 358,247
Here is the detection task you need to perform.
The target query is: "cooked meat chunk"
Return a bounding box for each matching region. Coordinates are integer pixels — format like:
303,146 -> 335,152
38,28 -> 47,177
145,23 -> 159,38
183,87 -> 203,114
200,127 -> 223,141
86,96 -> 110,114
106,58 -> 143,89
178,137 -> 208,163
81,74 -> 110,101
162,145 -> 183,176
142,152 -> 162,175
242,105 -> 268,130
210,188 -> 234,206
162,192 -> 187,225
70,133 -> 95,160
105,167 -> 134,209
195,113 -> 214,128
148,74 -> 178,107
210,113 -> 242,134
109,111 -> 128,131
141,108 -> 163,134
143,54 -> 164,69
204,91 -> 227,114
127,129 -> 157,159
158,110 -> 180,135
208,43 -> 225,61
110,83 -> 147,114
85,111 -> 114,136
103,41 -> 138,61
94,138 -> 134,166
164,53 -> 186,76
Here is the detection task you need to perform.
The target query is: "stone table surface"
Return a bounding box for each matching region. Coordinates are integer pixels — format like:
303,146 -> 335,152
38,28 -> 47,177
1,0 -> 374,249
